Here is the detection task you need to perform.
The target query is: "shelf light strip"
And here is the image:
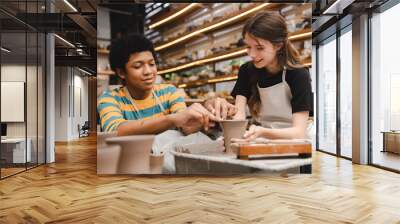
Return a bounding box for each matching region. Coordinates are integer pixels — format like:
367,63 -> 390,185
149,4 -> 198,29
157,31 -> 311,75
288,31 -> 312,40
155,3 -> 270,51
177,75 -> 238,88
178,84 -> 187,88
158,49 -> 247,75
208,75 -> 238,84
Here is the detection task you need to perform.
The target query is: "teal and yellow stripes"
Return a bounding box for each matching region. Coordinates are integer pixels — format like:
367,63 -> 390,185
97,84 -> 186,132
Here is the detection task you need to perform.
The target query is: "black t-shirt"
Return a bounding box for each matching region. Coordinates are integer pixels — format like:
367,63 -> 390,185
231,62 -> 313,116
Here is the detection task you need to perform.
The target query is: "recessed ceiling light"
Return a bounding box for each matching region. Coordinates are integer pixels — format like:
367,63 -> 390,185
54,34 -> 75,48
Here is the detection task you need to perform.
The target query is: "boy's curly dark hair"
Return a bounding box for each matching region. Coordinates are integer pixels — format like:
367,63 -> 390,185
109,34 -> 157,72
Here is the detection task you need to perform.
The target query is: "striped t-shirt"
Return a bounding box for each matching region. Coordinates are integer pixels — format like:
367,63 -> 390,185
97,84 -> 186,132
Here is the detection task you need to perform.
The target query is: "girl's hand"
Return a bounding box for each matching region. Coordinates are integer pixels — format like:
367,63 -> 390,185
204,97 -> 237,120
243,125 -> 267,141
171,103 -> 219,134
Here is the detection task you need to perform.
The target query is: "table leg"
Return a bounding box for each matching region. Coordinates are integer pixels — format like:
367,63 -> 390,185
299,153 -> 312,174
238,155 -> 249,160
300,164 -> 312,174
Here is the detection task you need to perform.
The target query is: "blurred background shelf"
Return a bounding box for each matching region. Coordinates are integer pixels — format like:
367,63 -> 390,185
97,3 -> 312,101
97,49 -> 109,55
153,3 -> 279,52
97,70 -> 115,75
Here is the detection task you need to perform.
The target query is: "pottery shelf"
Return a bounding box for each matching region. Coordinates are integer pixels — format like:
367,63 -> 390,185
98,70 -> 115,75
98,49 -> 109,55
176,74 -> 239,89
158,28 -> 311,76
153,3 -> 280,52
147,3 -> 203,30
166,56 -> 311,89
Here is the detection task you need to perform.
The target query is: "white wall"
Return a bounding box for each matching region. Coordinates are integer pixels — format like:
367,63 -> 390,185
71,72 -> 89,138
1,65 -> 30,137
54,66 -> 69,141
1,63 -> 46,164
54,67 -> 89,141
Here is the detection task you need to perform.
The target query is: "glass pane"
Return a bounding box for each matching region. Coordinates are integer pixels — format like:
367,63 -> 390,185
317,36 -> 337,154
340,28 -> 352,158
38,32 -> 45,165
311,45 -> 317,150
27,0 -> 39,169
371,3 -> 400,171
27,31 -> 38,169
1,31 -> 27,177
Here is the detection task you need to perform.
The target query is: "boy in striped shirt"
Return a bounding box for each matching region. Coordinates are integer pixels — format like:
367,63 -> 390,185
98,34 -> 228,136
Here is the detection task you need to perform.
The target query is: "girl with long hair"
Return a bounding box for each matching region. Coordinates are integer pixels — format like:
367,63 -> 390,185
208,11 -> 313,140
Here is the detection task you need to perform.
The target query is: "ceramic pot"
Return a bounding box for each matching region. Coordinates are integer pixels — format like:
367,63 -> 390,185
106,135 -> 155,174
97,145 -> 121,174
150,153 -> 164,174
220,120 -> 248,154
97,131 -> 117,148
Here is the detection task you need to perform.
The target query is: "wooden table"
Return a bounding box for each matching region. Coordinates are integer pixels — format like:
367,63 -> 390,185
382,131 -> 400,154
172,151 -> 312,174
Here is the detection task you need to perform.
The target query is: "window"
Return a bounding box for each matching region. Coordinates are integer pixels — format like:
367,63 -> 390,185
317,35 -> 337,154
371,2 -> 400,171
340,27 -> 352,158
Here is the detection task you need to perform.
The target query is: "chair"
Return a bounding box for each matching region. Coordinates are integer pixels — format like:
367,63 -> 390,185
78,121 -> 90,138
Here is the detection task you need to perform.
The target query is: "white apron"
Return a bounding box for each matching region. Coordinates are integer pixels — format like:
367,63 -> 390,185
255,68 -> 312,139
256,68 -> 292,129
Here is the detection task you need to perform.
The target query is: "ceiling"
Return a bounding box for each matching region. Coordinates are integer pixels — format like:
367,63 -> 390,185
0,0 -> 97,72
0,0 -> 395,73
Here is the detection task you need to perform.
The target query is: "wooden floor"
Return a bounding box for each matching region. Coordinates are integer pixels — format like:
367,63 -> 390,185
1,167 -> 26,177
1,135 -> 400,223
373,150 -> 400,171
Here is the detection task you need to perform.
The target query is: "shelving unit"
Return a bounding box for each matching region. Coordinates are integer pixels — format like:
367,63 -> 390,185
172,56 -> 311,90
96,3 -> 312,101
176,74 -> 238,88
97,49 -> 109,55
154,3 -> 279,52
97,70 -> 114,75
143,3 -> 313,100
96,29 -> 311,78
158,28 -> 311,75
148,3 -> 202,30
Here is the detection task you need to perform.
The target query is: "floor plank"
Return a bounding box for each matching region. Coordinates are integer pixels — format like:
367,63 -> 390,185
0,135 -> 400,223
